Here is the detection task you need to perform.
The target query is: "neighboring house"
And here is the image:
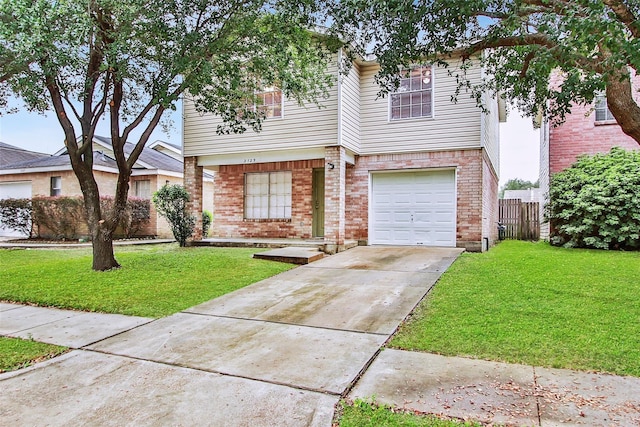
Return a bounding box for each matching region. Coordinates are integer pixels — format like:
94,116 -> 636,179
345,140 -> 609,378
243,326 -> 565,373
503,188 -> 543,203
0,137 -> 213,238
183,52 -> 505,252
539,73 -> 640,239
0,142 -> 50,168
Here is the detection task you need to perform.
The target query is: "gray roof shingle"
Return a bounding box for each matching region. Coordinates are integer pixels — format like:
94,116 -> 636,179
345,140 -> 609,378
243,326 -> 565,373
0,142 -> 51,168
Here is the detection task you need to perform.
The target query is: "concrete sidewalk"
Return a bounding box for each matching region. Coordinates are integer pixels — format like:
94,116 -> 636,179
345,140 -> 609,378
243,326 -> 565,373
2,246 -> 639,426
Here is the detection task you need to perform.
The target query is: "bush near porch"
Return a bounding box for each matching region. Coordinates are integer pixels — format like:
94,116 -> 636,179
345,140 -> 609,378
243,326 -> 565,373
391,240 -> 640,377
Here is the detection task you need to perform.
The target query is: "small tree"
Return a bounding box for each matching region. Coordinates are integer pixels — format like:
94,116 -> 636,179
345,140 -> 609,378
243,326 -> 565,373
153,185 -> 195,247
546,147 -> 640,250
499,178 -> 539,199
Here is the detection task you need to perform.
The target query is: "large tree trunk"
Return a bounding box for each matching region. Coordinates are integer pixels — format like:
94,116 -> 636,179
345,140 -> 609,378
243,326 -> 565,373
91,223 -> 119,271
75,151 -> 122,271
606,68 -> 640,146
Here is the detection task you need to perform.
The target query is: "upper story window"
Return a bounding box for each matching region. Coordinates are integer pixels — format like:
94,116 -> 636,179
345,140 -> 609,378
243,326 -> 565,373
390,66 -> 434,121
595,95 -> 615,122
255,87 -> 283,119
134,180 -> 151,199
50,176 -> 62,196
244,171 -> 291,219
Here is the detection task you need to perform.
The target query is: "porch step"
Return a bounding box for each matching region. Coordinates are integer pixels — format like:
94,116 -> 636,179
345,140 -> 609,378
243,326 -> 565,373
252,247 -> 324,265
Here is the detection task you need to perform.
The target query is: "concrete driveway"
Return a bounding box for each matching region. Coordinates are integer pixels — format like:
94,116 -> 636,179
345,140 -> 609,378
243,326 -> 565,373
0,246 -> 462,426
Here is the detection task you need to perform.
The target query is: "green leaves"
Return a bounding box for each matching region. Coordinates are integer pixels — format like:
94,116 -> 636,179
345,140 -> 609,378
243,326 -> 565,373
152,184 -> 195,247
329,0 -> 640,142
547,147 -> 640,250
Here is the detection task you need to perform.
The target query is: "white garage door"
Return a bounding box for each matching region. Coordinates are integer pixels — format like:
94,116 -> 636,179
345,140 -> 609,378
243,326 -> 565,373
0,181 -> 32,237
371,170 -> 456,246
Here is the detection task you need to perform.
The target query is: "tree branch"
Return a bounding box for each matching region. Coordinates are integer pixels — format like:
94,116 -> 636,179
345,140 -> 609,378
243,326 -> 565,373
602,0 -> 640,39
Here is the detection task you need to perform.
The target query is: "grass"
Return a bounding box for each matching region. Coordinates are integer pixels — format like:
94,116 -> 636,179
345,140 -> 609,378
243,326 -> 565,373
0,337 -> 67,372
338,400 -> 480,427
0,244 -> 294,317
390,240 -> 640,377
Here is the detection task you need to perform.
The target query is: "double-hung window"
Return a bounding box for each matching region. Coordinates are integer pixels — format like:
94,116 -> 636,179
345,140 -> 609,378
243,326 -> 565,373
50,176 -> 62,196
390,66 -> 434,120
594,95 -> 615,122
244,171 -> 291,219
255,87 -> 283,119
134,180 -> 151,199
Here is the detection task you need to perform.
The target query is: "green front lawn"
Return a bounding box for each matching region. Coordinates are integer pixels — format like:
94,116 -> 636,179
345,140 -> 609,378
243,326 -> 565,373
338,400 -> 480,427
0,337 -> 67,372
390,240 -> 640,377
0,244 -> 294,318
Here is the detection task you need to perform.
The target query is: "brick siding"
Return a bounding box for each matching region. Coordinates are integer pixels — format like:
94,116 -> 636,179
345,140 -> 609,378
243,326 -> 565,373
207,148 -> 496,251
211,159 -> 324,238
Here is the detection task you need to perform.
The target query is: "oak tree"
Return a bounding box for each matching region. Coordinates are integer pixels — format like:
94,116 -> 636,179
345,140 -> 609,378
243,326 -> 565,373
1,0 -> 334,270
331,0 -> 640,144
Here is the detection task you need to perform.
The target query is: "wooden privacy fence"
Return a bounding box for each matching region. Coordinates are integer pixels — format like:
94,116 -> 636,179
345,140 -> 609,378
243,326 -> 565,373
499,199 -> 540,241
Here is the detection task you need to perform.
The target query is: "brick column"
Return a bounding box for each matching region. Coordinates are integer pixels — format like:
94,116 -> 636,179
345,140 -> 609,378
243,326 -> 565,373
184,156 -> 203,241
324,146 -> 346,253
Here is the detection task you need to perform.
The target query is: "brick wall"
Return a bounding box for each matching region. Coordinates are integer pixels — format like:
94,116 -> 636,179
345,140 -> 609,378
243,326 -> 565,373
548,73 -> 640,175
324,146 -> 346,251
346,148 -> 488,251
0,170 -> 176,238
208,149 -> 494,251
212,159 -> 324,238
481,151 -> 499,249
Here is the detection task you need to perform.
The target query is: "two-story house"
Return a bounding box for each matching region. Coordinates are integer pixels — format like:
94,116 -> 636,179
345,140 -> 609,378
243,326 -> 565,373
539,73 -> 640,239
183,52 -> 504,252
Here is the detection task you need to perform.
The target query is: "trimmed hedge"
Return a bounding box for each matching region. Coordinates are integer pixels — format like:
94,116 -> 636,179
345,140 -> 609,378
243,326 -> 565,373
0,196 -> 151,240
546,147 -> 640,250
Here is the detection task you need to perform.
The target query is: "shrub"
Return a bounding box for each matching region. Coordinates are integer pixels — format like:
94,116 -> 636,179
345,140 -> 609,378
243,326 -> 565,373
31,196 -> 85,239
202,210 -> 213,237
102,196 -> 152,238
152,184 -> 195,247
0,198 -> 32,236
122,197 -> 151,238
546,147 -> 640,250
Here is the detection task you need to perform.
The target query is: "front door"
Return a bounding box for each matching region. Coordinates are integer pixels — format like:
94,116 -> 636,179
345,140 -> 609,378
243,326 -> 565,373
312,168 -> 325,237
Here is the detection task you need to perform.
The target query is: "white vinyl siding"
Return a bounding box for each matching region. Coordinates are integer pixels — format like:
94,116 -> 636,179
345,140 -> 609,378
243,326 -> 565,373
481,92 -> 500,176
244,171 -> 292,219
370,170 -> 456,246
359,60 -> 483,155
183,59 -> 339,158
339,60 -> 361,153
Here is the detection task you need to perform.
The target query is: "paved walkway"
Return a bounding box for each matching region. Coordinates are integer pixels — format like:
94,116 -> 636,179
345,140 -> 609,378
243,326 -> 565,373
1,246 -> 639,426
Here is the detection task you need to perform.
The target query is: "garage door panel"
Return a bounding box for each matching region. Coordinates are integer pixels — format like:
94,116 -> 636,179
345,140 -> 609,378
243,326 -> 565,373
0,181 -> 32,237
371,171 -> 455,247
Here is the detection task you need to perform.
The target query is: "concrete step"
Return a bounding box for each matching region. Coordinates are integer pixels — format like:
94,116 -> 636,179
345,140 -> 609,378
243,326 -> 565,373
253,247 -> 324,265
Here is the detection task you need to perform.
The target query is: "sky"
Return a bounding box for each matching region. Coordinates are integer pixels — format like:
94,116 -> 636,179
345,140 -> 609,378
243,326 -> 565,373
0,104 -> 539,188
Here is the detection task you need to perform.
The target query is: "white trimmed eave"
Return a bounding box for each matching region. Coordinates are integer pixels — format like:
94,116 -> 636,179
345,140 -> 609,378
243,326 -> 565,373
196,147 -> 356,169
131,169 -> 184,179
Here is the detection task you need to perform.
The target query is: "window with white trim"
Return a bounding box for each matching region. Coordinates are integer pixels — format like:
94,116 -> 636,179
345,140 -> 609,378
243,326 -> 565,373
595,95 -> 615,122
50,176 -> 62,196
254,87 -> 283,119
244,171 -> 291,219
134,180 -> 151,199
390,66 -> 433,120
